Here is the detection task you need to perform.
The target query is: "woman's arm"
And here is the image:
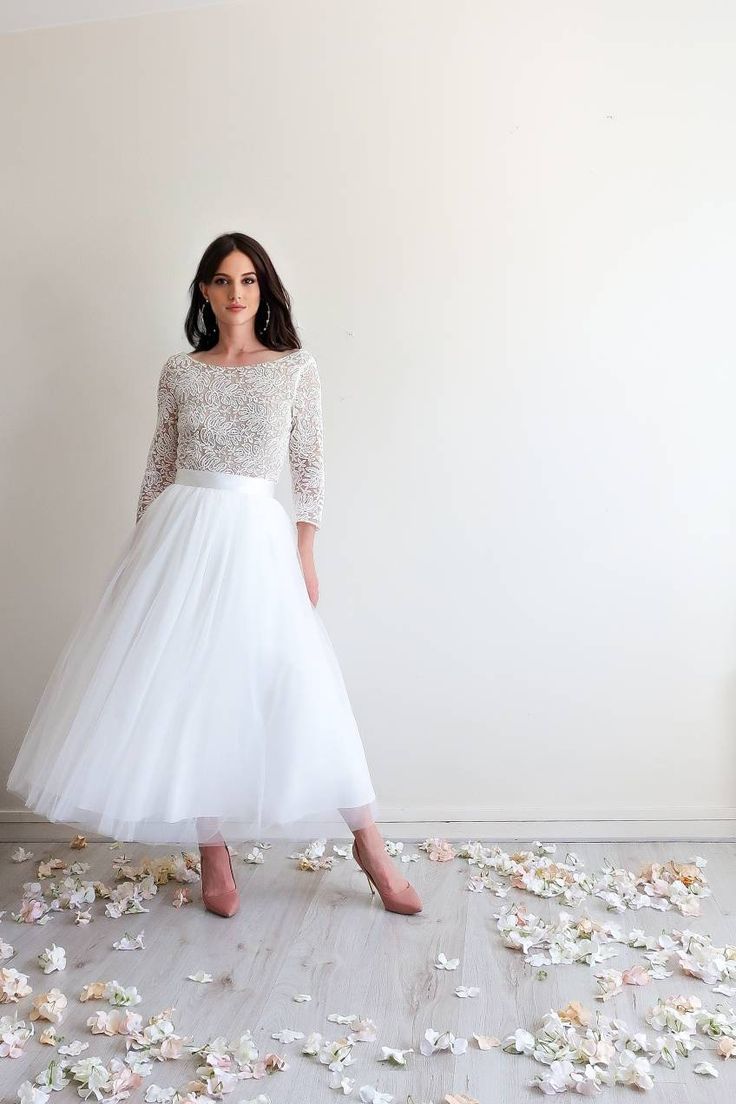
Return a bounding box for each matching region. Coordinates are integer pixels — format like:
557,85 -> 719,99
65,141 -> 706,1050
289,355 -> 324,606
288,354 -> 325,530
135,358 -> 179,523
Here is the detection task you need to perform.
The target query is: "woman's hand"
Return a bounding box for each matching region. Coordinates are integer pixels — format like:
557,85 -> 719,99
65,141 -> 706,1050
296,522 -> 319,607
300,552 -> 320,607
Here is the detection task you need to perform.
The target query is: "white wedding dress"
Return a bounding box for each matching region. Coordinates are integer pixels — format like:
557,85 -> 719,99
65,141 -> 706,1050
7,348 -> 378,845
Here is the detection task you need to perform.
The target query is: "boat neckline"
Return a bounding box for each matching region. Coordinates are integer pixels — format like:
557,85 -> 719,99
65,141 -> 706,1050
180,349 -> 301,370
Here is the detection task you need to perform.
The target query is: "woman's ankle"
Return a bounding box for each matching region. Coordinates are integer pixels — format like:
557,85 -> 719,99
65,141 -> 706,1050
352,824 -> 384,848
199,834 -> 225,849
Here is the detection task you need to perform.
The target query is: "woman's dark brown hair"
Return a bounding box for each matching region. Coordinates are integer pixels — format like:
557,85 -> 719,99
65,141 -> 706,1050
184,232 -> 301,354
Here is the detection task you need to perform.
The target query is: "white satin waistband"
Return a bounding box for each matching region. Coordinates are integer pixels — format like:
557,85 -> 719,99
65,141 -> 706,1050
174,468 -> 276,497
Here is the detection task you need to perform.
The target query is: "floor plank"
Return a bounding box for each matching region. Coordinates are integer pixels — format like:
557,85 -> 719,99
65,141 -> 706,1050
2,836 -> 736,1102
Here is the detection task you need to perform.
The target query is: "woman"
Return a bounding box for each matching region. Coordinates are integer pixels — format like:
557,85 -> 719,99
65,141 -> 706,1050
7,231 -> 422,919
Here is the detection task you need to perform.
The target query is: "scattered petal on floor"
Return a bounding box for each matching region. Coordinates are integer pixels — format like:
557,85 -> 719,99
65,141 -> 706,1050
419,1029 -> 468,1056
594,969 -> 624,1001
271,1028 -> 305,1043
57,1038 -> 89,1055
358,1086 -> 394,1103
558,1001 -> 591,1027
622,964 -> 651,986
434,952 -> 460,970
112,930 -> 145,951
186,971 -> 212,983
2,967 -> 33,1002
10,846 -> 33,863
377,1045 -> 414,1064
0,1019 -> 33,1058
328,1011 -> 359,1024
29,988 -> 67,1024
16,1081 -> 50,1103
502,1028 -> 536,1055
328,1071 -> 356,1093
171,887 -> 191,908
104,980 -> 143,1006
472,1033 -> 501,1049
420,838 -> 456,862
38,943 -> 66,973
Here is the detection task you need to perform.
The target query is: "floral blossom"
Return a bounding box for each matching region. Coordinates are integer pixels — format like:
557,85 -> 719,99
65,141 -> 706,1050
419,1028 -> 468,1055
29,988 -> 67,1024
420,838 -> 456,862
0,967 -> 33,1003
37,944 -> 66,974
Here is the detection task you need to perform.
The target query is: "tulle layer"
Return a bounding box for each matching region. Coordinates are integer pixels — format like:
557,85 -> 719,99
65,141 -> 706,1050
7,470 -> 377,844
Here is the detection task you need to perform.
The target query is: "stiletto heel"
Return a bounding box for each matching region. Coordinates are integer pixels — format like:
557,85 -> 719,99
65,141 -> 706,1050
200,841 -> 240,917
361,866 -> 377,896
352,836 -> 422,915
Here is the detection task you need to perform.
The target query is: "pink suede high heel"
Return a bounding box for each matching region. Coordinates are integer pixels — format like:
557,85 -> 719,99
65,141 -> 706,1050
199,842 -> 240,917
352,835 -> 422,915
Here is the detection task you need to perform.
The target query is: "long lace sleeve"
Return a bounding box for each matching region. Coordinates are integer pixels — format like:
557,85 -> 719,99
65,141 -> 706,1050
135,358 -> 179,523
289,353 -> 325,528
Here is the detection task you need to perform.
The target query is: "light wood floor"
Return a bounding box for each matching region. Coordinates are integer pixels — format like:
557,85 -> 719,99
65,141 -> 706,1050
2,837 -> 736,1102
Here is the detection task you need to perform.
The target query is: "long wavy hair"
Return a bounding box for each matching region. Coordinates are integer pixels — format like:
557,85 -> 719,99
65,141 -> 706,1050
184,232 -> 302,354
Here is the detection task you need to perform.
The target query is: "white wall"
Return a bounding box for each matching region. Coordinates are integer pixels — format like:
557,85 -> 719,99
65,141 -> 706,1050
2,1 -> 735,837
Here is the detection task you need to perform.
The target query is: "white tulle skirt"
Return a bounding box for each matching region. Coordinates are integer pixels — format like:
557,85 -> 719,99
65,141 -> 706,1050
7,468 -> 378,846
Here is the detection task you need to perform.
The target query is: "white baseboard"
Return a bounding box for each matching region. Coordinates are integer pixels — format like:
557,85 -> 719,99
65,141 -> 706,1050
1,805 -> 734,843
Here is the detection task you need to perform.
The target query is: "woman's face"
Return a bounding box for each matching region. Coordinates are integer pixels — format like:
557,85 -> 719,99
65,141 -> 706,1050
200,250 -> 261,331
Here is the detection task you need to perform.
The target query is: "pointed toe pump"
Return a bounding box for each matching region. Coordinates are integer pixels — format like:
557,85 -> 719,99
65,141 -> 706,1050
352,835 -> 423,915
200,842 -> 240,917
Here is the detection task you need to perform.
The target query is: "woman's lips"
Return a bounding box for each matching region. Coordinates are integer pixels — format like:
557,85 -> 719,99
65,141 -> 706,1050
227,306 -> 245,311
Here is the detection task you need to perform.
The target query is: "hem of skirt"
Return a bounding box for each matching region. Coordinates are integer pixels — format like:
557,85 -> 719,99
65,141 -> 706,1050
6,779 -> 378,847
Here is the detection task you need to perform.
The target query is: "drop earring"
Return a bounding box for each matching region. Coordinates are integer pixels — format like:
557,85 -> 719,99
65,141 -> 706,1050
201,298 -> 217,334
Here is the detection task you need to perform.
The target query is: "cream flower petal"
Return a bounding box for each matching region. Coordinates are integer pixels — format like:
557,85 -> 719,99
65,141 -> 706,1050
358,1087 -> 393,1103
271,1028 -> 305,1043
377,1046 -> 413,1064
112,930 -> 145,951
473,1033 -> 501,1049
434,952 -> 460,970
38,944 -> 66,974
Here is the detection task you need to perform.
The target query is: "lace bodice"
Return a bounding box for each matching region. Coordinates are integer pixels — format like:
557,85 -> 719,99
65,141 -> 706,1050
135,348 -> 324,527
